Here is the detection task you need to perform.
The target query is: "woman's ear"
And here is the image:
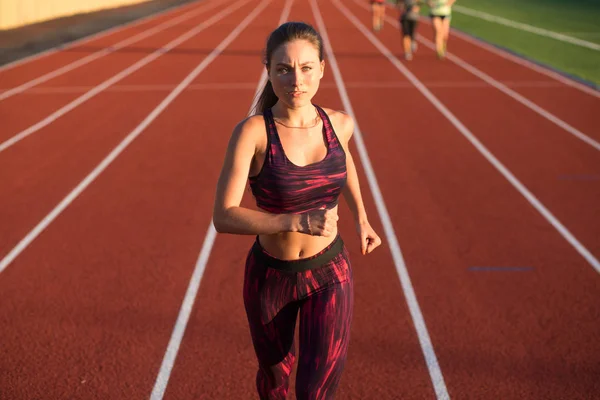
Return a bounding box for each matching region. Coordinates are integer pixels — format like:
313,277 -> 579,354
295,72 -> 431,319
320,60 -> 325,78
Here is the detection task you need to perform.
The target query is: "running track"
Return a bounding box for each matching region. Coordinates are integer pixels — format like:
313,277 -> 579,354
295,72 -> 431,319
1,0 -> 598,398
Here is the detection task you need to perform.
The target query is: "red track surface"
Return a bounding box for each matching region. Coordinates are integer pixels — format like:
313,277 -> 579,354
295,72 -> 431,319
1,0 -> 598,399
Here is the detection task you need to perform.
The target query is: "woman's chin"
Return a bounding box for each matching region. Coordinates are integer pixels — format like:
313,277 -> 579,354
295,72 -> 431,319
282,94 -> 313,108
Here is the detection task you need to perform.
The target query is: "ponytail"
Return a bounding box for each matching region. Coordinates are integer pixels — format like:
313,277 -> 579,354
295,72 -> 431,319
254,79 -> 278,115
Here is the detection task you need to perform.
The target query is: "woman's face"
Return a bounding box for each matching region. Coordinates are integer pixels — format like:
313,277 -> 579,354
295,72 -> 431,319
268,39 -> 324,109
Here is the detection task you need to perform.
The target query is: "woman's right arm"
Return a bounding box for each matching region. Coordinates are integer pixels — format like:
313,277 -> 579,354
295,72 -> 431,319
212,116 -> 301,235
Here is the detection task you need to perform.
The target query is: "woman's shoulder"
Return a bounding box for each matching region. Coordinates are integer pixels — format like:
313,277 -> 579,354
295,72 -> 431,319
227,114 -> 268,150
235,113 -> 265,131
231,114 -> 267,138
320,107 -> 354,141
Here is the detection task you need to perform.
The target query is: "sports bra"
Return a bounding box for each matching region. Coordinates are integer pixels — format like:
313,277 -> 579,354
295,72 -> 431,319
248,105 -> 347,214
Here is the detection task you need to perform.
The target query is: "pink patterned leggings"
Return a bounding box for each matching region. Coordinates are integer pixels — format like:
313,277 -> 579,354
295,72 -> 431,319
243,235 -> 354,400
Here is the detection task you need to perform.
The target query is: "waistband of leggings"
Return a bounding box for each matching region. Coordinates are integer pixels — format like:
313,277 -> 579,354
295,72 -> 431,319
252,234 -> 344,272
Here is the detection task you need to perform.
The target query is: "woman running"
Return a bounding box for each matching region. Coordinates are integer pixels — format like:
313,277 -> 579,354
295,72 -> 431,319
371,0 -> 387,32
429,0 -> 456,58
398,0 -> 422,60
213,22 -> 381,399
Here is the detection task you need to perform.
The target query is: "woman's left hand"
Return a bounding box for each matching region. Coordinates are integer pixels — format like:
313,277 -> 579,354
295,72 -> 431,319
357,221 -> 382,255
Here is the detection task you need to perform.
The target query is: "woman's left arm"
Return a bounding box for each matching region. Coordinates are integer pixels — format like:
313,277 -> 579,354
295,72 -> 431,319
335,112 -> 382,255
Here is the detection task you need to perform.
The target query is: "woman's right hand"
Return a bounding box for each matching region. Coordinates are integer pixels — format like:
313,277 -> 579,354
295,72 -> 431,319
298,207 -> 339,237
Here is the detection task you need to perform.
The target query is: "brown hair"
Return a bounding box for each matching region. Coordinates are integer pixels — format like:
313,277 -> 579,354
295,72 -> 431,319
254,22 -> 324,114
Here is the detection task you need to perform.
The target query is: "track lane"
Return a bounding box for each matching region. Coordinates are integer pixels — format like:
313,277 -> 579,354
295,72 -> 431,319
0,3 -> 272,397
330,1 -> 600,398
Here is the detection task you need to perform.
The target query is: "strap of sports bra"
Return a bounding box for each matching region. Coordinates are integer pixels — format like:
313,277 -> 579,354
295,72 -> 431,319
264,108 -> 280,141
314,105 -> 337,147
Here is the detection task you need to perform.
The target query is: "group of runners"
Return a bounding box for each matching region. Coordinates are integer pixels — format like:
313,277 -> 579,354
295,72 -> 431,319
371,0 -> 457,60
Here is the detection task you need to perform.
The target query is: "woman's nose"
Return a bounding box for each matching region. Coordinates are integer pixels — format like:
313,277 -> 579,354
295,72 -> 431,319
291,70 -> 302,86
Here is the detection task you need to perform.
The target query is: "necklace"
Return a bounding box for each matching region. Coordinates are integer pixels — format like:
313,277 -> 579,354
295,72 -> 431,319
273,107 -> 321,129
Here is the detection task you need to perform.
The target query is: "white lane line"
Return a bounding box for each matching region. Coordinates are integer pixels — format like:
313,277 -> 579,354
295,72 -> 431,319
452,5 -> 600,52
0,0 -> 250,155
0,0 -> 203,73
0,0 -> 228,101
312,0 -> 451,398
354,0 -> 600,152
335,0 -> 600,275
0,0 -> 260,276
417,18 -> 600,98
148,1 -> 293,398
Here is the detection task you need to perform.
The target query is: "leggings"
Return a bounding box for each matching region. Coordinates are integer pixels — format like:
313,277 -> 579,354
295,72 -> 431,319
243,235 -> 354,400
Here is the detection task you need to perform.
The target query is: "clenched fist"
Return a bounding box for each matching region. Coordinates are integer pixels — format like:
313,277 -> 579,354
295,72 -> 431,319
299,207 -> 339,237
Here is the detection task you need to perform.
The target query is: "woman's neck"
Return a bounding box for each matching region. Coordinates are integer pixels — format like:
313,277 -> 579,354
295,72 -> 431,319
271,102 -> 318,128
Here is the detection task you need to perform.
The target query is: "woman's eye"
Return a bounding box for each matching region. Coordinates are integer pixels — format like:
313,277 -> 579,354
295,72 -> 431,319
302,66 -> 312,71
277,67 -> 289,74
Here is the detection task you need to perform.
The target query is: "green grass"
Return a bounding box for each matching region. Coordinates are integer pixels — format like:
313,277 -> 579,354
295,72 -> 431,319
430,0 -> 600,86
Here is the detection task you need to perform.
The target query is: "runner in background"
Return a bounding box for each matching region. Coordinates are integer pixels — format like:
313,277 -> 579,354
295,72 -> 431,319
428,0 -> 456,59
397,0 -> 422,60
371,0 -> 387,32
